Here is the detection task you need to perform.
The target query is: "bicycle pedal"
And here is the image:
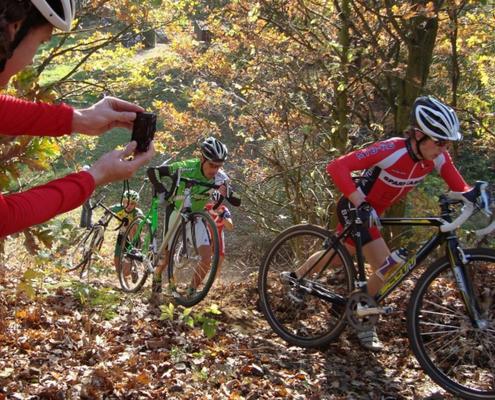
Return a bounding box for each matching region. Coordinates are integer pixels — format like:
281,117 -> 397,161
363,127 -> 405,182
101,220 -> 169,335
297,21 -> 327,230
355,306 -> 395,317
382,306 -> 395,314
287,290 -> 304,303
126,251 -> 144,262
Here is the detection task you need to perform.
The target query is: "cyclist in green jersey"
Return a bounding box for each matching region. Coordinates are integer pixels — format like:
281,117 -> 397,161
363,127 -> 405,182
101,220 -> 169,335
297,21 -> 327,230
112,190 -> 143,278
148,137 -> 241,300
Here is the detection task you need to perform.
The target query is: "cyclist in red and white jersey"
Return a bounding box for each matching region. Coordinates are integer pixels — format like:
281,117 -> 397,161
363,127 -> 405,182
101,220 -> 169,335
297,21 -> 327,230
297,96 -> 473,350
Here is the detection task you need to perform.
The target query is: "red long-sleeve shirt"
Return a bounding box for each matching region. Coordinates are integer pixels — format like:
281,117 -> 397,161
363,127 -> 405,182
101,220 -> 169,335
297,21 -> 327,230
0,95 -> 95,237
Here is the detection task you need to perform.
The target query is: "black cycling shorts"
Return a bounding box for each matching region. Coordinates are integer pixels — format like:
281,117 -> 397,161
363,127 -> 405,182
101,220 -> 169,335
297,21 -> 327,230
336,196 -> 381,246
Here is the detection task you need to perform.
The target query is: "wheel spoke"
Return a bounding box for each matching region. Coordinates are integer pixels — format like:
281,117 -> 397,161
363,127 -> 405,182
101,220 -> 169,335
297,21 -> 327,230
168,212 -> 219,307
118,217 -> 151,293
408,249 -> 495,397
258,225 -> 354,348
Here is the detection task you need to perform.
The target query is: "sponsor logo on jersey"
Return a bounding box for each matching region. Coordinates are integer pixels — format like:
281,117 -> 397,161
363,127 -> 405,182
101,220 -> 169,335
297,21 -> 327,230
381,172 -> 424,187
356,142 -> 395,160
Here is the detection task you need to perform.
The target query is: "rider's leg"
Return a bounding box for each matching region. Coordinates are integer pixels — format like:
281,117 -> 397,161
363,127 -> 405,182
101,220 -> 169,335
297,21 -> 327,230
114,236 -> 122,274
215,231 -> 225,279
295,196 -> 359,278
362,238 -> 390,296
355,238 -> 390,351
191,245 -> 212,289
154,209 -> 179,293
153,249 -> 168,292
216,255 -> 224,278
188,216 -> 214,289
295,248 -> 340,278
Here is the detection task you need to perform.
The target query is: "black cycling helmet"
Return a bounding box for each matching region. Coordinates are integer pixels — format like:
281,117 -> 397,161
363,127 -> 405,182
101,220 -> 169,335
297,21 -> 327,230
200,137 -> 228,162
411,96 -> 462,142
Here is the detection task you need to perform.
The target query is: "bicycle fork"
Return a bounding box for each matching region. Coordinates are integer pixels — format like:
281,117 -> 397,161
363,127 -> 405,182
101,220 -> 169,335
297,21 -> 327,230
449,245 -> 488,329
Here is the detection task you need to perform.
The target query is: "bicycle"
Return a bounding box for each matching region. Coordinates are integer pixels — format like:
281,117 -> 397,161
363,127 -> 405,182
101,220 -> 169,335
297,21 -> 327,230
258,181 -> 495,400
62,196 -> 125,279
117,168 -> 221,307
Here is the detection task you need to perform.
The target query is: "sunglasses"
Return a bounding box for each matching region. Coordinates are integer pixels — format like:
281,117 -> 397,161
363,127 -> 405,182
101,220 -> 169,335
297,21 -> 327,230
429,137 -> 450,147
206,161 -> 224,168
416,129 -> 450,147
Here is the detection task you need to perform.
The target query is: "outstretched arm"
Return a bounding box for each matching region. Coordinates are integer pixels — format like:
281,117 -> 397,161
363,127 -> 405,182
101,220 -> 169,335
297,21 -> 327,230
0,95 -> 143,137
326,139 -> 400,207
72,96 -> 144,135
0,141 -> 155,238
0,172 -> 94,237
0,95 -> 72,136
437,151 -> 470,192
88,141 -> 155,186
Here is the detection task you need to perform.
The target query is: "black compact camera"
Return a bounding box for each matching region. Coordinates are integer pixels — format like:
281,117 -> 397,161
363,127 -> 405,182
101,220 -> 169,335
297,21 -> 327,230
131,112 -> 156,152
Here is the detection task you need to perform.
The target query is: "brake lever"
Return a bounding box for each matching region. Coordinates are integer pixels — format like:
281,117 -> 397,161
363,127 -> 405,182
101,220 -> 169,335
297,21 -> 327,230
477,181 -> 491,217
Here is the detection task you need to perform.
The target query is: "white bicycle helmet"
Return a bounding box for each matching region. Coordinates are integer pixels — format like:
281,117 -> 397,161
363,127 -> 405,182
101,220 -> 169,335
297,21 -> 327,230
201,137 -> 228,162
411,96 -> 462,142
124,190 -> 140,202
31,0 -> 75,32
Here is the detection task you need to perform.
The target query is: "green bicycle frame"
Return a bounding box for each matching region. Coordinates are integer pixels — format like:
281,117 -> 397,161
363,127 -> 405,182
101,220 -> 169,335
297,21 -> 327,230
127,194 -> 162,261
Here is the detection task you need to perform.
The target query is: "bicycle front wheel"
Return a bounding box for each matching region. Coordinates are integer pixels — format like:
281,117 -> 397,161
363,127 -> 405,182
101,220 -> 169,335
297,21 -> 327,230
407,248 -> 495,399
167,211 -> 219,307
61,228 -> 94,272
258,224 -> 355,348
118,217 -> 153,293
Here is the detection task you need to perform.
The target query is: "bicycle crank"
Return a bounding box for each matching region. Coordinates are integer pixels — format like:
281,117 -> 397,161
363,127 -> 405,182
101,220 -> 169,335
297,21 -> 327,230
345,291 -> 394,331
126,249 -> 144,262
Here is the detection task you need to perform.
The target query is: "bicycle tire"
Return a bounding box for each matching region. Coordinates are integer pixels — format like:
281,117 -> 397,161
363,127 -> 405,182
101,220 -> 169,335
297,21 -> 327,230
258,224 -> 355,348
167,211 -> 220,307
407,248 -> 495,399
62,228 -> 94,272
118,216 -> 153,293
81,232 -> 105,280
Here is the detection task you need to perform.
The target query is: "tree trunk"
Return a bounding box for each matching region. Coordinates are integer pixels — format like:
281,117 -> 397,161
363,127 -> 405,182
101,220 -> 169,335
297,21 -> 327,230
395,1 -> 443,132
387,0 -> 443,240
332,0 -> 351,153
142,29 -> 156,49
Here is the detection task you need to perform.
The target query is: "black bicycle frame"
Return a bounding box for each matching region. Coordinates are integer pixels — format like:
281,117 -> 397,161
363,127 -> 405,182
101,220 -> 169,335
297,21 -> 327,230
302,199 -> 483,324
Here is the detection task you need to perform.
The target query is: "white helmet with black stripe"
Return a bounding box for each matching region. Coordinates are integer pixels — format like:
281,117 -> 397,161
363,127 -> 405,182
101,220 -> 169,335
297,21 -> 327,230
31,0 -> 75,32
411,96 -> 462,142
201,137 -> 228,162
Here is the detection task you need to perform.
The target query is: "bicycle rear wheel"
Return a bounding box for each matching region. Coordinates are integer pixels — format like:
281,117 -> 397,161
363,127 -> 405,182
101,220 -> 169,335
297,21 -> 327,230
118,217 -> 153,293
167,211 -> 219,307
407,248 -> 495,399
61,228 -> 94,272
258,224 -> 355,348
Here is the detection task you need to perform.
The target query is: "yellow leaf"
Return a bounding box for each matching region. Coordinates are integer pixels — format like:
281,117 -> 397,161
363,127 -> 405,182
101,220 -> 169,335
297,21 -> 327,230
15,309 -> 28,319
136,372 -> 151,385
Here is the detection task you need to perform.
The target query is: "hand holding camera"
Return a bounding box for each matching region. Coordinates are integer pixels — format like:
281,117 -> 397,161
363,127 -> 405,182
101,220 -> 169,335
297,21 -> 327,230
131,112 -> 157,153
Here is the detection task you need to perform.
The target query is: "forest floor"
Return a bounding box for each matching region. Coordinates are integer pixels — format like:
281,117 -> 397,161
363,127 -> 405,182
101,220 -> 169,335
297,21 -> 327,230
0,247 -> 456,400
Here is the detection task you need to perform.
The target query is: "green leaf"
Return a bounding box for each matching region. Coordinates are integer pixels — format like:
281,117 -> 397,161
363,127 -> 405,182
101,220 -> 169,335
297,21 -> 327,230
17,281 -> 35,299
182,307 -> 192,317
160,303 -> 175,320
23,268 -> 43,281
205,303 -> 222,315
183,314 -> 194,328
202,318 -> 218,338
